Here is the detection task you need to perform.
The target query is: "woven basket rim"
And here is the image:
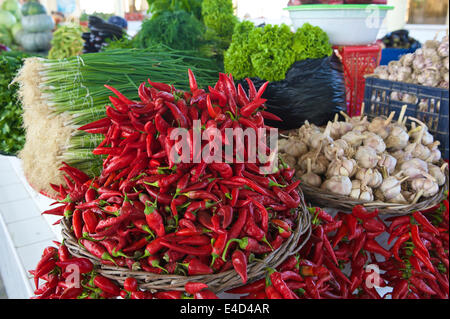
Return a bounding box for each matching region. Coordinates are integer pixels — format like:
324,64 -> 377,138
61,186 -> 312,293
300,165 -> 449,215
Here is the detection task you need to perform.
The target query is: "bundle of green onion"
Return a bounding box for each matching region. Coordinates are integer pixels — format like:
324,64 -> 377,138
15,47 -> 220,196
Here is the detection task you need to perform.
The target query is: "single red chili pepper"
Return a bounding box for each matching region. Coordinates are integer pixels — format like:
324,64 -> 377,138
265,285 -> 283,299
260,110 -> 282,122
56,257 -> 94,274
160,240 -> 212,257
187,69 -> 198,93
222,237 -> 272,259
226,278 -> 266,295
123,277 -> 138,293
412,211 -> 440,235
352,205 -> 379,220
185,282 -> 209,295
80,239 -> 116,265
364,239 -> 392,259
142,200 -> 165,237
409,276 -> 436,295
194,290 -> 219,299
93,275 -> 121,297
231,250 -> 248,284
392,232 -> 410,262
181,258 -> 214,275
270,271 -> 295,299
413,248 -> 436,274
72,209 -> 83,239
410,223 -> 429,256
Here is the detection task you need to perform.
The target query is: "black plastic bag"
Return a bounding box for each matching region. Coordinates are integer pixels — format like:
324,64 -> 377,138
238,54 -> 346,130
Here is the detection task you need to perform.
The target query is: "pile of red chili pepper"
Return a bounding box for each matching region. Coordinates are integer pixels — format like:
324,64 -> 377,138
225,196 -> 449,299
30,240 -> 218,299
35,70 -> 302,298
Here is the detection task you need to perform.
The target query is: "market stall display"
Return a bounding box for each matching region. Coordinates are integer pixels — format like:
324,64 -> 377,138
13,48 -> 221,197
0,0 -> 448,302
279,105 -> 448,214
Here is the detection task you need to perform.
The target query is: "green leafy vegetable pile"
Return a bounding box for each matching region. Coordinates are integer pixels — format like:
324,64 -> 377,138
0,50 -> 29,155
135,10 -> 205,52
224,22 -> 333,82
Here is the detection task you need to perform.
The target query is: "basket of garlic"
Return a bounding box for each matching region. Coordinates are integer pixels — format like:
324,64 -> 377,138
364,31 -> 449,159
279,105 -> 449,215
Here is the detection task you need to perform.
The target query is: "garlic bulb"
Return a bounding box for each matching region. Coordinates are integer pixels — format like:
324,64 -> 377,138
321,176 -> 352,196
411,176 -> 439,198
363,132 -> 386,154
355,146 -> 379,169
400,158 -> 428,179
428,163 -> 447,186
350,179 -> 374,201
385,105 -> 410,151
301,158 -> 322,187
367,112 -> 394,139
298,146 -> 329,175
341,131 -> 365,148
408,117 -> 434,145
378,175 -> 408,202
389,193 -> 409,204
355,168 -> 383,188
326,157 -> 357,178
391,149 -> 413,164
426,141 -> 441,163
404,126 -> 431,161
323,141 -> 345,161
307,122 -> 333,150
278,138 -> 289,153
298,121 -> 321,141
378,153 -> 397,175
284,137 -> 308,158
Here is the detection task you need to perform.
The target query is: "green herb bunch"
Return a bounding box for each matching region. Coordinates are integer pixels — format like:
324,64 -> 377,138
224,22 -> 333,82
146,0 -> 203,22
0,51 -> 29,155
135,10 -> 205,52
201,0 -> 238,51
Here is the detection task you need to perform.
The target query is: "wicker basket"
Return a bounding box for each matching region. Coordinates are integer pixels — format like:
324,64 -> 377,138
61,188 -> 312,294
300,166 -> 449,215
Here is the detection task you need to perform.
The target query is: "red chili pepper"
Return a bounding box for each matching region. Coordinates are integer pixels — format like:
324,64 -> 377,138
143,200 -> 165,237
80,239 -> 116,265
364,239 -> 392,259
124,277 -> 138,292
270,271 -> 295,299
410,223 -> 429,256
409,276 -> 436,295
412,248 -> 436,274
160,240 -> 212,257
226,278 -> 266,294
392,232 -> 410,262
231,250 -> 248,284
185,282 -> 209,295
352,205 -> 379,219
187,69 -> 198,93
56,257 -> 94,274
194,290 -> 219,299
265,285 -> 283,299
93,275 -> 120,297
412,211 -> 440,235
181,258 -> 213,275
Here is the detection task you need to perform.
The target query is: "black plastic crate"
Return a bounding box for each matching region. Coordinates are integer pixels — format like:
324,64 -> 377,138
364,77 -> 449,159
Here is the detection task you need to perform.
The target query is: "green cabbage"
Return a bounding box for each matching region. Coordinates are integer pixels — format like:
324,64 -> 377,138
0,10 -> 17,29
